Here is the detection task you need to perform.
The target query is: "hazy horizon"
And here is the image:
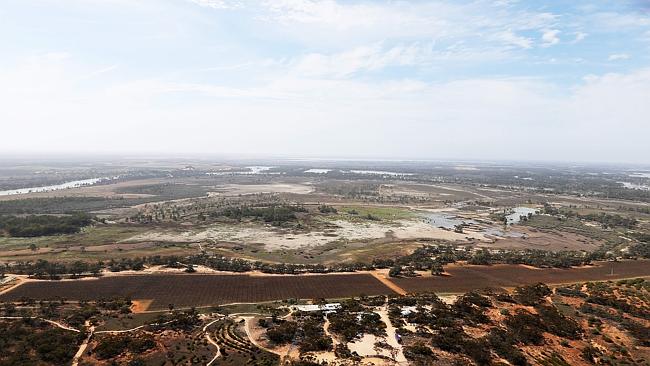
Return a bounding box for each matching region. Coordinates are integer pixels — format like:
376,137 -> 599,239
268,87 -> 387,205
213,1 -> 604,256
2,153 -> 650,169
2,1 -> 650,164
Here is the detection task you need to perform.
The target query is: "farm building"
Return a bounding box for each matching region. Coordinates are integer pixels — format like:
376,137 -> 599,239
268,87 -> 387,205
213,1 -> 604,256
293,303 -> 341,314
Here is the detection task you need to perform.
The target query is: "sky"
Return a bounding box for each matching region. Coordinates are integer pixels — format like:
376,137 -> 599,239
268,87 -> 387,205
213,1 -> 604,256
1,0 -> 649,164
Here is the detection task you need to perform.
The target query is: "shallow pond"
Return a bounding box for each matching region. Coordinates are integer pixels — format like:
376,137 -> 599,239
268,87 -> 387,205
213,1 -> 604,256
505,207 -> 538,225
304,168 -> 332,174
618,181 -> 650,191
0,177 -> 112,196
245,166 -> 273,174
420,211 -> 475,229
349,170 -> 413,176
483,227 -> 525,238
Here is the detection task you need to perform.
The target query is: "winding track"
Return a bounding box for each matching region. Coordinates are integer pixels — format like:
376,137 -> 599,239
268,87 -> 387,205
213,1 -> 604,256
202,318 -> 223,366
0,316 -> 80,332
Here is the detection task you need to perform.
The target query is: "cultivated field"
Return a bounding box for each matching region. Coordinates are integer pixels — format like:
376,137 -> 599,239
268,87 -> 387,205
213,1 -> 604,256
392,260 -> 650,293
3,260 -> 649,311
0,273 -> 395,310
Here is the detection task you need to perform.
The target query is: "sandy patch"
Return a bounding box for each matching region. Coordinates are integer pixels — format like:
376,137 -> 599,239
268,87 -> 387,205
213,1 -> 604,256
0,276 -> 28,295
309,351 -> 339,364
348,334 -> 384,357
403,324 -> 417,333
131,299 -> 153,313
124,219 -> 486,251
244,316 -> 299,360
208,183 -> 314,196
97,264 -> 222,277
344,308 -> 407,364
437,294 -> 459,305
332,220 -> 485,243
377,307 -> 408,364
370,270 -> 407,296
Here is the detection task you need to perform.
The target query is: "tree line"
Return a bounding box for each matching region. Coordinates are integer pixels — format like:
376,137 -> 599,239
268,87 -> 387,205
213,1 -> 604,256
0,213 -> 93,237
5,240 -> 648,280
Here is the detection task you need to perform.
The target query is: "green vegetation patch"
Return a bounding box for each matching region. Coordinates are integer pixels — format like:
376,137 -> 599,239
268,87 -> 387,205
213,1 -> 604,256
523,214 -> 620,243
114,183 -> 210,198
334,205 -> 414,221
0,196 -> 128,214
211,204 -> 307,227
0,213 -> 93,237
0,224 -> 149,251
0,319 -> 82,366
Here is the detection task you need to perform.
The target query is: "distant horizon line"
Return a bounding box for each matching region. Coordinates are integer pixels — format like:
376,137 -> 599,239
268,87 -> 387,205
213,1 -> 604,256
0,152 -> 649,168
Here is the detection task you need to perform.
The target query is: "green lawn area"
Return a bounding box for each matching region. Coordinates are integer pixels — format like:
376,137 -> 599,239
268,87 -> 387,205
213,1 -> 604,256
0,224 -> 150,251
0,223 -> 196,262
95,312 -> 163,331
333,205 -> 414,222
522,214 -> 624,245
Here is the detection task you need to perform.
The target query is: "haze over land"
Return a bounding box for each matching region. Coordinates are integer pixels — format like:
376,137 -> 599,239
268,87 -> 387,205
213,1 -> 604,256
1,158 -> 649,365
2,2 -> 650,365
1,0 -> 650,163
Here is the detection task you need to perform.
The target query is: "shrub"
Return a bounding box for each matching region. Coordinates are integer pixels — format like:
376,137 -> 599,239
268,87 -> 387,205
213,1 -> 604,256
513,283 -> 551,306
266,321 -> 298,344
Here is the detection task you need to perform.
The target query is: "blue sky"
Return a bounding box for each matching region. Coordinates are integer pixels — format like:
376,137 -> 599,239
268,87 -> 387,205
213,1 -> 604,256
1,0 -> 649,163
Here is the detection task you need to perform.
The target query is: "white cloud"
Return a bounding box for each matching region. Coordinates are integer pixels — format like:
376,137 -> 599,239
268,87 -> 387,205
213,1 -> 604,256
590,12 -> 650,29
289,43 -> 431,78
246,0 -> 559,52
82,64 -> 119,79
2,52 -> 650,162
573,31 -> 587,43
41,52 -> 71,61
495,30 -> 533,49
3,1 -> 650,162
608,53 -> 630,61
272,41 -> 512,79
541,29 -> 560,47
187,0 -> 241,9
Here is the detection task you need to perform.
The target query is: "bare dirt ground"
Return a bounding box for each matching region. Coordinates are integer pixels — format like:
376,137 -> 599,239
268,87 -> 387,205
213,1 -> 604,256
377,307 -> 408,365
384,182 -> 494,201
130,299 -> 153,313
345,308 -> 407,364
348,334 -> 384,357
370,270 -> 408,296
247,316 -> 300,360
124,218 -> 486,251
208,183 -> 315,196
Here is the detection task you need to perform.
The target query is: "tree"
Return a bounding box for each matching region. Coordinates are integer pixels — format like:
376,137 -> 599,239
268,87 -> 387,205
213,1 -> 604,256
70,261 -> 88,278
431,262 -> 444,276
388,265 -> 402,278
90,263 -> 102,277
